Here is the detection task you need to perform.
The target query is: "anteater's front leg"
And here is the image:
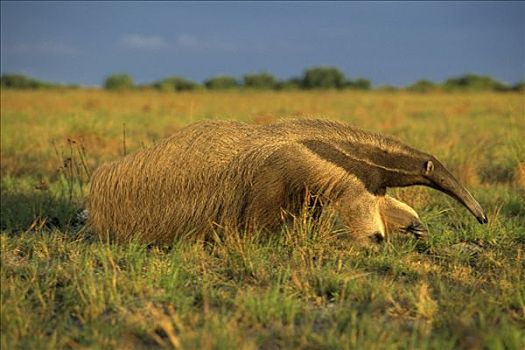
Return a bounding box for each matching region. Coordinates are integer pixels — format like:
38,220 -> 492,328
334,189 -> 387,244
379,195 -> 428,240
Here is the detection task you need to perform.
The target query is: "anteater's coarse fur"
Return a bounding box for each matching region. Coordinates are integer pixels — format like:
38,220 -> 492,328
89,119 -> 487,244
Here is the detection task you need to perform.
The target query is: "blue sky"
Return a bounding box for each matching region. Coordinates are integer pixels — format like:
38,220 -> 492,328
1,1 -> 524,87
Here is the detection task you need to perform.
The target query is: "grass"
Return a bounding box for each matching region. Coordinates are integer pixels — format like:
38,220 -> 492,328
1,89 -> 524,349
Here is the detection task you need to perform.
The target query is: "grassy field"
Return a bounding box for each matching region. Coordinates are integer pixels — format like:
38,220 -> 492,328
1,89 -> 524,349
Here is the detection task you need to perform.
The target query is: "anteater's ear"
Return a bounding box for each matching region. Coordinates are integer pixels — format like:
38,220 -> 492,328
424,160 -> 434,175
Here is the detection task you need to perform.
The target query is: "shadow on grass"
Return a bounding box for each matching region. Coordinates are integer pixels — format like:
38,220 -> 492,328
0,187 -> 82,233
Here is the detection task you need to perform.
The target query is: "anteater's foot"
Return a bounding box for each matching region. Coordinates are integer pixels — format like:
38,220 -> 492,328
402,220 -> 428,240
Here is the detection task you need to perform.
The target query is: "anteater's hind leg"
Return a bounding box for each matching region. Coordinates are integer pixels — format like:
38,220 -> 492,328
379,195 -> 428,240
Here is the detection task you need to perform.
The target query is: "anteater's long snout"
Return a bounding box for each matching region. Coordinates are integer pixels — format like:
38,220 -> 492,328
478,213 -> 489,224
458,188 -> 488,224
430,166 -> 488,224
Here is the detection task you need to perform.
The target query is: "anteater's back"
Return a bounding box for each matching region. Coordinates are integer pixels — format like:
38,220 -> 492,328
88,120 -> 257,243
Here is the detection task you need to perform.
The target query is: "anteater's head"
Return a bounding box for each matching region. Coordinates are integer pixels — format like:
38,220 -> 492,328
367,140 -> 488,225
417,156 -> 488,224
299,122 -> 488,225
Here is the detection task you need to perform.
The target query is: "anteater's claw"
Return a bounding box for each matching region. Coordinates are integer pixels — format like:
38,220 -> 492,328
405,221 -> 429,240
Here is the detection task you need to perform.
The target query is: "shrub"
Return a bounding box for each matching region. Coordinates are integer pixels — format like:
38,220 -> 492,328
443,74 -> 508,92
0,74 -> 53,89
511,80 -> 525,92
275,78 -> 302,91
376,85 -> 400,92
243,72 -> 277,89
204,76 -> 239,90
301,66 -> 347,89
153,76 -> 200,92
407,80 -> 438,93
103,74 -> 134,90
346,78 -> 371,90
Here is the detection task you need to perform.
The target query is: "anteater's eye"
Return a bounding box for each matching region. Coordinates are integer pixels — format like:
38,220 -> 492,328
424,160 -> 434,175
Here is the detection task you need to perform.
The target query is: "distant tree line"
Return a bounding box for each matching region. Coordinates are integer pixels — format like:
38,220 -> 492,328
406,74 -> 524,93
98,67 -> 373,92
0,74 -> 80,90
2,68 -> 523,92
